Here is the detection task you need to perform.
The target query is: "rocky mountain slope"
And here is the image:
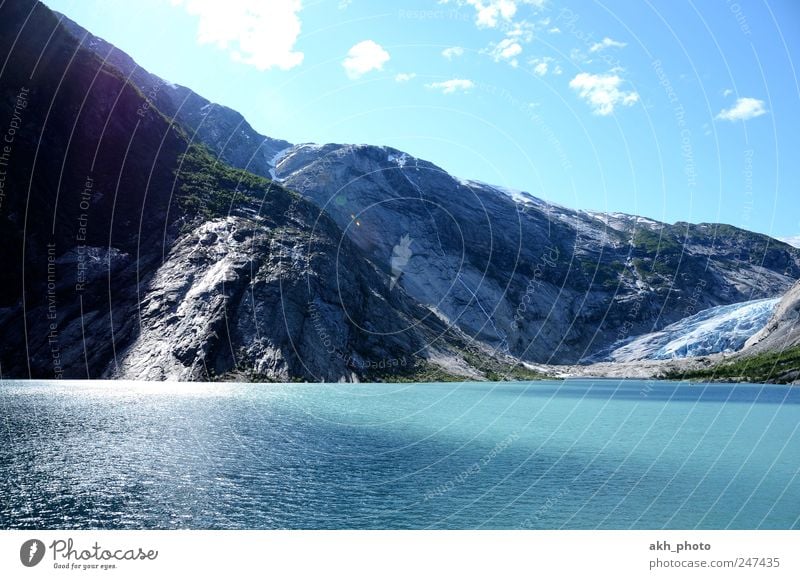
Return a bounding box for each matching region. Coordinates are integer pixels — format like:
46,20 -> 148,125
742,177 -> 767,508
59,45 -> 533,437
0,0 -> 507,382
1,0 -> 798,382
0,0 -> 186,377
272,144 -> 800,364
59,11 -> 800,365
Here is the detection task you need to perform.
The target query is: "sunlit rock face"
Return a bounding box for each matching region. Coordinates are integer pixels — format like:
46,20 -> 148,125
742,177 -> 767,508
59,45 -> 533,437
272,142 -> 800,364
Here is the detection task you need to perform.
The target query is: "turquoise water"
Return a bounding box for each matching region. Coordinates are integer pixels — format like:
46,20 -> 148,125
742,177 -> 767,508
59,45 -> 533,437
0,379 -> 798,529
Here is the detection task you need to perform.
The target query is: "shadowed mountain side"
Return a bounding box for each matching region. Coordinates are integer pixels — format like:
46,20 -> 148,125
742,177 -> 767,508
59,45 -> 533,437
0,0 -> 511,381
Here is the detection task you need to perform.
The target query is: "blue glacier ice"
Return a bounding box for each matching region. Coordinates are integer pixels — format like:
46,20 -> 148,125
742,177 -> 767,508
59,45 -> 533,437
600,297 -> 780,362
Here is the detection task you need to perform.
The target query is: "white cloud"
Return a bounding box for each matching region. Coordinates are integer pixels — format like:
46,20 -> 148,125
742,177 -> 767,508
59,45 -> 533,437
548,27 -> 561,33
715,97 -> 767,121
442,46 -> 465,60
395,72 -> 416,83
482,20 -> 533,67
472,0 -> 520,28
569,47 -> 585,62
449,0 -> 536,69
172,0 -> 304,70
342,40 -> 390,79
569,72 -> 639,115
722,88 -> 733,97
530,56 -> 561,76
442,0 -> 544,29
505,21 -> 534,42
338,0 -> 352,8
779,235 -> 800,249
486,37 -> 523,66
589,37 -> 627,53
426,79 -> 475,94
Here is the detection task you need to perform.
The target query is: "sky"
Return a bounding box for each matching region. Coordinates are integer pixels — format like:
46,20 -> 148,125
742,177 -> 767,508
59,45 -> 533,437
41,0 -> 800,241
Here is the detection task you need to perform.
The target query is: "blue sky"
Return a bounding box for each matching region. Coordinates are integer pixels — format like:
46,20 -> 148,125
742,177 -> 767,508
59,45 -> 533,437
42,0 -> 800,241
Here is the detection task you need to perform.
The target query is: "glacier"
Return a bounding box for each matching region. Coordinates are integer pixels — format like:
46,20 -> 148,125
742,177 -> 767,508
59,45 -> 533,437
595,297 -> 780,362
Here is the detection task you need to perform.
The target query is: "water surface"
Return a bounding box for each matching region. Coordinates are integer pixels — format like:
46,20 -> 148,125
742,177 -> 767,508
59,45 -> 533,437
1,379 -> 798,529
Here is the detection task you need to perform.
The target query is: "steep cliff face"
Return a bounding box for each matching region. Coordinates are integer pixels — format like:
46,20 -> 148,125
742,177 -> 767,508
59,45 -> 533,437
272,143 -> 800,364
108,179 -> 470,382
109,215 -> 426,381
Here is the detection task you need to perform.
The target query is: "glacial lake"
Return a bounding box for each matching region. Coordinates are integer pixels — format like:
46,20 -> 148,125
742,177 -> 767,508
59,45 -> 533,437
1,379 -> 798,529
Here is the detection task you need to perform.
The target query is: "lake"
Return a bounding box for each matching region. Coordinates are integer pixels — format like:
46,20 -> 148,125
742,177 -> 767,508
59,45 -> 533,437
1,379 -> 798,529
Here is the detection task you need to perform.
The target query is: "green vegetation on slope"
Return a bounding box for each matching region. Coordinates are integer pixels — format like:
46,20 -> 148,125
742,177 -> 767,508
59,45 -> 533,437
176,144 -> 280,218
663,345 -> 800,384
369,349 -> 551,383
372,361 -> 467,383
632,229 -> 682,255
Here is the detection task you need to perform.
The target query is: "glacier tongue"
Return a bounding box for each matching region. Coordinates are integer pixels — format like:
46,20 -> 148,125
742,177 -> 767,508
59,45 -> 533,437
598,297 -> 780,362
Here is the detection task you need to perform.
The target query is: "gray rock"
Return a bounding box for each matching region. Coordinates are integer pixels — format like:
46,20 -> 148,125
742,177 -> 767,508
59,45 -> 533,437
742,280 -> 800,354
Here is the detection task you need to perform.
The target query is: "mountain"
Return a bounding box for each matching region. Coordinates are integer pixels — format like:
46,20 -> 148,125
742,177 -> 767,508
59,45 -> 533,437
272,143 -> 800,364
59,10 -> 800,364
1,0 -> 798,382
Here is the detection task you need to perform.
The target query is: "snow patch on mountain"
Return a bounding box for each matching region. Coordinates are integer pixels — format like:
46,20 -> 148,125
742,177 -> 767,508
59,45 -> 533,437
492,184 -> 546,207
457,179 -> 555,208
388,152 -> 410,167
268,146 -> 293,180
779,235 -> 800,249
584,211 -> 665,232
